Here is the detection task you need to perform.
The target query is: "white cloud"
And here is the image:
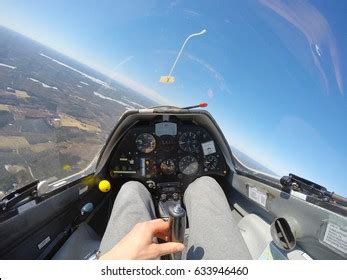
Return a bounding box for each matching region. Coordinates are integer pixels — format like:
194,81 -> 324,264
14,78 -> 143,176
0,63 -> 16,69
40,53 -> 111,89
28,77 -> 58,90
93,91 -> 134,109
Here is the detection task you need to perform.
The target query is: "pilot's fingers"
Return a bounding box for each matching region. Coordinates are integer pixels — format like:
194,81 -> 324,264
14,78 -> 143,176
155,232 -> 169,241
146,219 -> 170,235
150,242 -> 185,258
151,221 -> 170,241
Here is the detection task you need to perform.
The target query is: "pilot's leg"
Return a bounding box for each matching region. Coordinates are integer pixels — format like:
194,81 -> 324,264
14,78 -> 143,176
99,181 -> 156,254
183,176 -> 251,259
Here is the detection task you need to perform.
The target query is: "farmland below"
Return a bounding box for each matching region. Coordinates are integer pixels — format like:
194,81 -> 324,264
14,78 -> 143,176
0,26 -> 155,196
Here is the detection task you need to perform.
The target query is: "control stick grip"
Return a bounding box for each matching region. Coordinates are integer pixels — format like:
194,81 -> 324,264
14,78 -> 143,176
168,204 -> 186,260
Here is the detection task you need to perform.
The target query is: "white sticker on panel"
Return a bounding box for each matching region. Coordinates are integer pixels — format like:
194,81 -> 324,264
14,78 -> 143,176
323,223 -> 347,254
79,185 -> 88,195
248,186 -> 267,208
37,236 -> 51,250
201,140 -> 216,156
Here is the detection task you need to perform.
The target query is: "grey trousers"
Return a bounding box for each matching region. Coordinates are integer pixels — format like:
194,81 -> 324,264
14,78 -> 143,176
99,176 -> 251,259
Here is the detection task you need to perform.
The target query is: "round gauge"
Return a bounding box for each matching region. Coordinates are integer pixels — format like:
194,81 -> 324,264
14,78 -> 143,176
135,133 -> 156,153
179,132 -> 199,153
204,155 -> 218,171
179,155 -> 199,175
160,159 -> 176,175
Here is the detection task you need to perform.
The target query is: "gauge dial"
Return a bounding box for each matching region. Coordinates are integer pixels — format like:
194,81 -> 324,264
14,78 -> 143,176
204,155 -> 218,171
179,132 -> 199,153
179,155 -> 199,175
135,133 -> 156,153
160,159 -> 176,175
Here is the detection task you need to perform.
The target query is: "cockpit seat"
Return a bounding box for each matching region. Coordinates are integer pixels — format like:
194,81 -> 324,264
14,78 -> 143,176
52,223 -> 101,260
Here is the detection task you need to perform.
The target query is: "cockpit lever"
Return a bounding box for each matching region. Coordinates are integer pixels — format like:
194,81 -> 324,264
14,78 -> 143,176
168,203 -> 186,260
182,102 -> 208,110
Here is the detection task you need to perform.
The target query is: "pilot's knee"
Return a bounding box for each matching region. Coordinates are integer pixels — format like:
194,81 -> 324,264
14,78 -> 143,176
117,180 -> 150,200
185,176 -> 221,197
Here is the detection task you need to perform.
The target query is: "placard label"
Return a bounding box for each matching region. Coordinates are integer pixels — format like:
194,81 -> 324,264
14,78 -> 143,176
248,186 -> 267,208
323,223 -> 347,254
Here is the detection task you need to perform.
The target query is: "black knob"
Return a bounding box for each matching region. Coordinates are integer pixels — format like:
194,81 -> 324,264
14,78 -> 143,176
280,176 -> 292,193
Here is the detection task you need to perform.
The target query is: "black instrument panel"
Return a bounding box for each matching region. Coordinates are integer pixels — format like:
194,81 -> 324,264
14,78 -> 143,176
108,120 -> 227,188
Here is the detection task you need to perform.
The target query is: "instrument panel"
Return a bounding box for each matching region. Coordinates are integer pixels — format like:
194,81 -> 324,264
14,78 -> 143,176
108,120 -> 227,188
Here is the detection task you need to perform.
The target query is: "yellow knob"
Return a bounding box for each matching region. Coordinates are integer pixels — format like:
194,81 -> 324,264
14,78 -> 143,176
98,180 -> 111,193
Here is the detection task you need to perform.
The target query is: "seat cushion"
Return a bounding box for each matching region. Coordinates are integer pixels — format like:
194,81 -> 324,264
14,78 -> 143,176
52,223 -> 101,260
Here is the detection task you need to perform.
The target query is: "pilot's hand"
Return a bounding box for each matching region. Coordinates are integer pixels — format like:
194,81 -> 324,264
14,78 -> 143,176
99,219 -> 185,260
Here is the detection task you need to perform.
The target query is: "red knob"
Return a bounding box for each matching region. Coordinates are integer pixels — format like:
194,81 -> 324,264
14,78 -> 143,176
199,102 -> 208,108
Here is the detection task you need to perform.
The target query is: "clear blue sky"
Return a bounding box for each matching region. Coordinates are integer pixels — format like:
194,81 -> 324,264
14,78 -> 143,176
0,0 -> 346,196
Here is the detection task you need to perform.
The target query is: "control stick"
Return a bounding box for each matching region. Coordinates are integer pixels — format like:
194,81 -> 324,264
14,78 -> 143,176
168,204 -> 186,260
